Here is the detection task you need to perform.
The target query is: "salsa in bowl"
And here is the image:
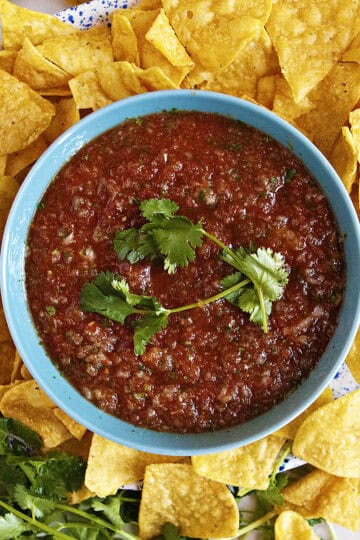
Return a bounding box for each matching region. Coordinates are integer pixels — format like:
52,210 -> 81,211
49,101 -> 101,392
1,90 -> 360,455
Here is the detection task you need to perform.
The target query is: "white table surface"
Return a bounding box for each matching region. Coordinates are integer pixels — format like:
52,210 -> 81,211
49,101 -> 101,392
2,2 -> 360,538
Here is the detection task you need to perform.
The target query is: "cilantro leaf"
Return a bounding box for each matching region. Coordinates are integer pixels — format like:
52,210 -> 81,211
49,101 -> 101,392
140,198 -> 179,220
238,287 -> 272,325
255,472 -> 288,514
114,199 -> 204,274
13,485 -> 54,519
0,513 -> 33,539
220,271 -> 245,304
132,313 -> 169,356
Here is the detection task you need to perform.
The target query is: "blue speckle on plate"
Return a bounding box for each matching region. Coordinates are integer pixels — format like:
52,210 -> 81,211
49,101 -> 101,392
56,0 -> 139,29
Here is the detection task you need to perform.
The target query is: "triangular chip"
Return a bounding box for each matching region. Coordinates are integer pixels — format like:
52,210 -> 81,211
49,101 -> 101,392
0,69 -> 55,154
275,510 -> 320,540
0,174 -> 19,239
266,0 -> 360,102
329,126 -> 358,193
139,463 -> 239,539
192,435 -> 286,490
345,325 -> 360,384
69,70 -> 112,110
5,136 -> 47,178
293,388 -> 360,477
0,0 -> 77,50
43,98 -> 80,145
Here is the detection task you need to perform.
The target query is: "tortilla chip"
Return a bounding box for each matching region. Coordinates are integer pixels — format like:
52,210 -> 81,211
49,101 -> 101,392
296,62 -> 360,157
53,408 -> 87,440
163,0 -> 271,86
135,65 -> 178,90
0,0 -> 77,50
97,61 -> 144,100
69,70 -> 112,110
139,463 -> 239,539
10,350 -> 23,382
5,136 -> 47,178
282,469 -> 360,531
14,37 -> 71,92
272,76 -> 314,121
0,381 -> 23,403
204,28 -> 279,99
0,156 -> 7,177
0,50 -> 17,73
349,108 -> 360,162
111,12 -> 140,64
346,325 -> 360,383
274,388 -> 334,440
266,0 -> 360,103
39,87 -> 72,97
0,380 -> 73,448
85,433 -> 183,497
192,435 -> 286,490
0,341 -> 16,386
292,388 -> 360,477
54,430 -> 93,460
67,485 -> 95,505
43,98 -> 80,145
329,126 -> 358,193
257,74 -> 280,108
0,174 -> 19,239
20,362 -> 33,380
145,8 -> 193,69
0,69 -> 55,155
37,27 -> 113,77
275,510 -> 320,540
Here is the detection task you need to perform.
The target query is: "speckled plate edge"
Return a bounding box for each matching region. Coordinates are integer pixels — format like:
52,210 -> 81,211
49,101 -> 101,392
54,1 -> 360,471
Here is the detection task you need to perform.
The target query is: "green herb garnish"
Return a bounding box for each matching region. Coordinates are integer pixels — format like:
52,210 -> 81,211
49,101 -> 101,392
81,199 -> 289,354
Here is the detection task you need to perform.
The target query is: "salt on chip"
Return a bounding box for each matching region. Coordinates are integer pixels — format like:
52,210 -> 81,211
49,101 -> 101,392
0,0 -> 77,50
296,62 -> 360,157
14,37 -> 71,92
275,510 -> 320,540
0,379 -> 73,448
292,388 -> 360,477
0,174 -> 19,239
274,387 -> 333,440
43,98 -> 80,145
163,0 -> 271,87
69,70 -> 112,111
329,126 -> 358,193
346,325 -> 360,384
111,12 -> 140,64
0,341 -> 16,386
266,0 -> 360,103
145,8 -> 193,69
0,69 -> 55,155
37,27 -> 113,78
139,463 -> 239,539
204,28 -> 279,100
53,408 -> 87,440
192,435 -> 286,490
5,136 -> 47,178
85,433 -> 183,497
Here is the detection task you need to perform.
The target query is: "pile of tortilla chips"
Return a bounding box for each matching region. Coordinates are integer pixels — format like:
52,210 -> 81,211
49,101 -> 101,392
1,0 -> 360,537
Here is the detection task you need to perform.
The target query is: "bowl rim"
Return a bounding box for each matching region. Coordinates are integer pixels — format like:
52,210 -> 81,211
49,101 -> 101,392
1,89 -> 360,455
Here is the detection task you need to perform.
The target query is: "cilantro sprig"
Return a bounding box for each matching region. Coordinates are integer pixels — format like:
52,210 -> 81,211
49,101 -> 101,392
0,416 -> 141,540
81,199 -> 289,354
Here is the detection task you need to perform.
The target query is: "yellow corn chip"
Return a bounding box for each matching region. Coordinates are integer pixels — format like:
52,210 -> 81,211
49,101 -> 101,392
0,341 -> 16,386
0,156 -> 7,177
257,74 -> 280,109
139,463 -> 239,539
20,362 -> 33,381
67,485 -> 95,505
349,108 -> 360,162
111,12 -> 140,64
37,27 -> 113,77
329,126 -> 358,193
69,70 -> 112,110
53,408 -> 87,440
0,50 -> 17,73
293,388 -> 360,477
0,0 -> 77,50
97,61 -> 145,100
43,98 -> 80,145
5,136 -> 47,178
275,510 -> 320,540
0,174 -> 19,239
85,433 -> 183,497
0,69 -> 55,155
135,65 -> 178,90
14,37 -> 71,91
296,63 -> 360,157
272,76 -> 314,121
10,349 -> 23,383
0,380 -> 73,448
204,28 -> 279,100
192,435 -> 286,490
266,0 -> 360,103
274,388 -> 334,440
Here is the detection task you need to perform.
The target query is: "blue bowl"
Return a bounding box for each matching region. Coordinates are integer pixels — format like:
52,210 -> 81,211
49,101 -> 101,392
1,90 -> 360,455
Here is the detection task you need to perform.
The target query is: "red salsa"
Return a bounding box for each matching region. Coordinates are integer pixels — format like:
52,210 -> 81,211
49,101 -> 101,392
26,111 -> 345,433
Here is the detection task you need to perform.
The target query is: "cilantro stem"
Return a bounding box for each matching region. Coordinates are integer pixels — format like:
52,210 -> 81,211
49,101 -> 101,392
167,278 -> 250,314
325,520 -> 339,540
0,500 -> 74,540
256,286 -> 268,333
202,229 -> 241,266
236,510 -> 276,536
54,503 -> 140,540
